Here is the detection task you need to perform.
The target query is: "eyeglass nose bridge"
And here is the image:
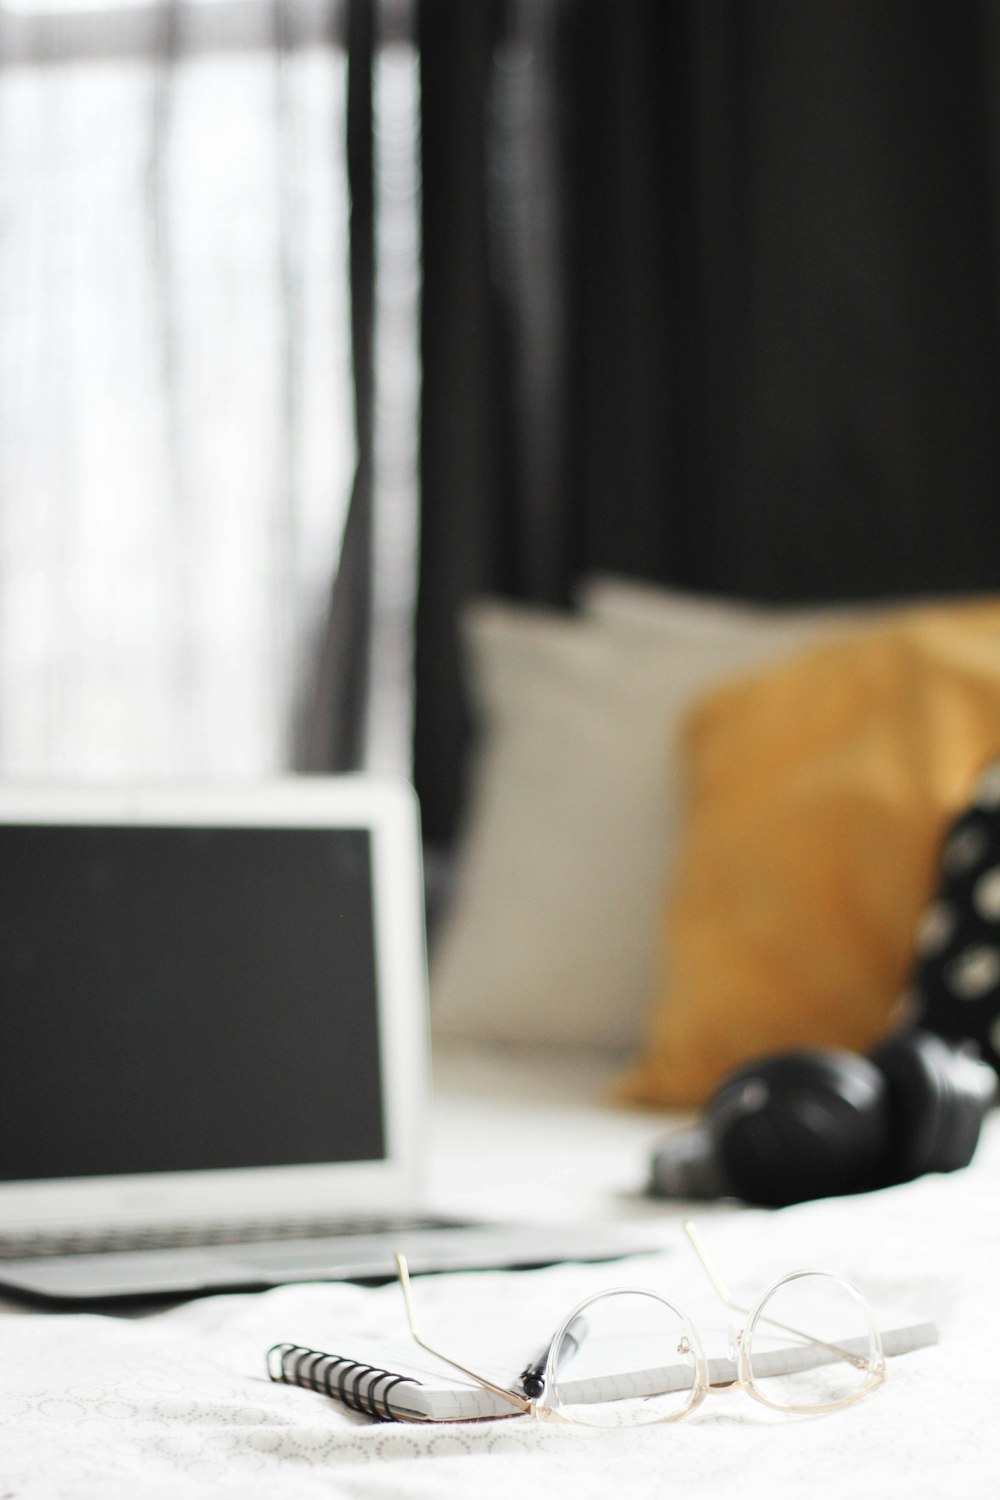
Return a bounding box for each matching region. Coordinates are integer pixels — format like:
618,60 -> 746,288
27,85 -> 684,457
705,1324 -> 746,1392
678,1323 -> 746,1393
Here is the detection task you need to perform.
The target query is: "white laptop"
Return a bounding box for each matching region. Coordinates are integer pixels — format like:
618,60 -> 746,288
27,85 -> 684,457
0,776 -> 642,1304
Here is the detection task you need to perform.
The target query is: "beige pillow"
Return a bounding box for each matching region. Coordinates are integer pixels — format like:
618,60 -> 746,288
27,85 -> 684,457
430,589 -> 880,1053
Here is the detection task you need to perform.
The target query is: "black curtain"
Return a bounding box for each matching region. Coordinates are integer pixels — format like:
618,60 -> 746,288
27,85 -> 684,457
415,0 -> 1000,847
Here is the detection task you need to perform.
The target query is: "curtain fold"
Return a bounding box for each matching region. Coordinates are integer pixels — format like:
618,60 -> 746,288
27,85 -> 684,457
299,0 -> 420,779
413,0 -> 515,844
414,0 -> 1000,846
297,0 -> 375,771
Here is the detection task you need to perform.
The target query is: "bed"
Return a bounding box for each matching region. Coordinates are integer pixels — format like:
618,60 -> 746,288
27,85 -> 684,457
2,1040 -> 998,1500
6,581 -> 1000,1496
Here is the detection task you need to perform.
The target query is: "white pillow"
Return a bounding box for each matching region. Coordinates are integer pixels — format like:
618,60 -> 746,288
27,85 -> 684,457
429,586 -> 877,1054
578,573 -> 882,634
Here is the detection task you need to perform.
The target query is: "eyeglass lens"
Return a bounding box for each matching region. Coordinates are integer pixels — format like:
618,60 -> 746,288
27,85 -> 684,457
746,1272 -> 880,1410
546,1290 -> 701,1428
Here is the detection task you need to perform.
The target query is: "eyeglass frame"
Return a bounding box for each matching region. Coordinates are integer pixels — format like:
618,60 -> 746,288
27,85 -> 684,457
392,1220 -> 886,1425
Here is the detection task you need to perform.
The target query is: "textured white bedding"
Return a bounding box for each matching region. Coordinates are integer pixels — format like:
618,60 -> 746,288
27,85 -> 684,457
2,1043 -> 997,1499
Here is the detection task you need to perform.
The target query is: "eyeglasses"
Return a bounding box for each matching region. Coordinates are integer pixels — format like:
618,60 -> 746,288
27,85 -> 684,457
394,1221 -> 887,1427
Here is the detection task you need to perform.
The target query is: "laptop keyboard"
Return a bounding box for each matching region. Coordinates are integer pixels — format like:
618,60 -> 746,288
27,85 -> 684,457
0,1213 -> 462,1261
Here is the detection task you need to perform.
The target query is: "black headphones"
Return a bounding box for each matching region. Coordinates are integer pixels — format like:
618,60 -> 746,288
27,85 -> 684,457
649,1028 -> 997,1208
650,759 -> 1000,1208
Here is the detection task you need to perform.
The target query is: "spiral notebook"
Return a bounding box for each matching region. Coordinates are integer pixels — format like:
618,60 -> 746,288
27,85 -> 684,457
266,1321 -> 939,1422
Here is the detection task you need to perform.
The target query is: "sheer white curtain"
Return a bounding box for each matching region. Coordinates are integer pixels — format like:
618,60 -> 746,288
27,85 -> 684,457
0,0 -> 374,778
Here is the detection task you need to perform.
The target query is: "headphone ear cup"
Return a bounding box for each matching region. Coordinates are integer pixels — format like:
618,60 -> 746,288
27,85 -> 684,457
706,1050 -> 894,1208
868,1028 -> 997,1184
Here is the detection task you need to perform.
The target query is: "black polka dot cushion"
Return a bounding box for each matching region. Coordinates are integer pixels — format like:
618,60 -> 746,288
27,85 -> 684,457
909,758 -> 1000,1077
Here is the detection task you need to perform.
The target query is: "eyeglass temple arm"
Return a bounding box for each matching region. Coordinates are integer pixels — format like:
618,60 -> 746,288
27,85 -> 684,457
393,1252 -> 532,1413
681,1222 -> 870,1372
683,1221 -> 745,1312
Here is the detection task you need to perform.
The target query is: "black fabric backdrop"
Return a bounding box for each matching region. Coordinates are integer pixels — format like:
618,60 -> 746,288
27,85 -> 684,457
321,1 -> 1000,846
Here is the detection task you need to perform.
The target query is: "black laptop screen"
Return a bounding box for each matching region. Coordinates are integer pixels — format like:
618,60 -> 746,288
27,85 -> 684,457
0,824 -> 386,1180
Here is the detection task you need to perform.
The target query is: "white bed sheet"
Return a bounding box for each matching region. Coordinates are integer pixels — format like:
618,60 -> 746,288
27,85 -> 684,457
2,1042 -> 998,1500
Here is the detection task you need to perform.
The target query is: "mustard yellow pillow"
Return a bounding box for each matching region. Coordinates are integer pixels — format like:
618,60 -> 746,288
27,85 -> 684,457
622,601 -> 1000,1109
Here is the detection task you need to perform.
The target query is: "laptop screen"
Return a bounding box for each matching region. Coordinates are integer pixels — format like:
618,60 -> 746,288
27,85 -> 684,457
0,823 -> 386,1182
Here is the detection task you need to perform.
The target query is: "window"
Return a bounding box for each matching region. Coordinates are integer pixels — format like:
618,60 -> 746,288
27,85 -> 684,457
0,0 -> 418,778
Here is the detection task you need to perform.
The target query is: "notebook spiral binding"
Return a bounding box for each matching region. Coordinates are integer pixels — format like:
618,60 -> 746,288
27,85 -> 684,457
267,1342 -> 418,1421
